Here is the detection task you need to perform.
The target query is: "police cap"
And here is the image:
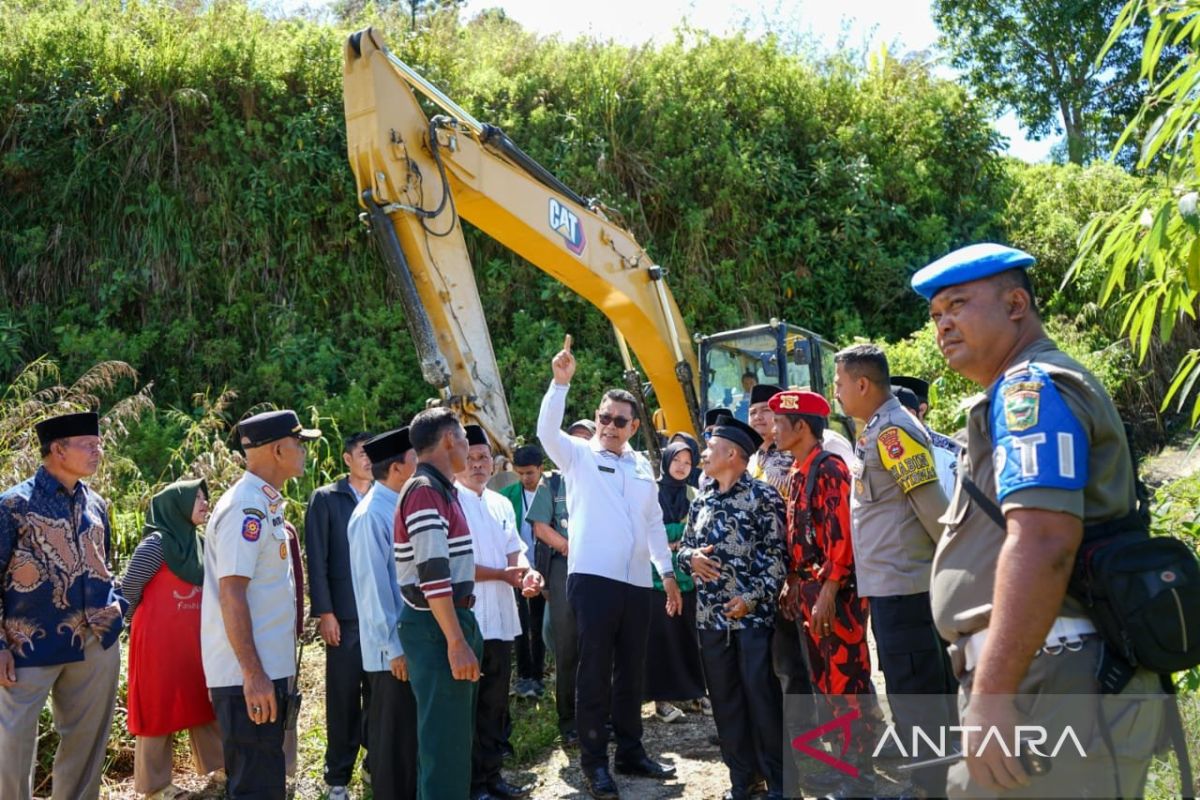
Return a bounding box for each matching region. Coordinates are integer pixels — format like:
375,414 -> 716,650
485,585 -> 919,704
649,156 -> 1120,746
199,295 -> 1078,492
239,410 -> 321,449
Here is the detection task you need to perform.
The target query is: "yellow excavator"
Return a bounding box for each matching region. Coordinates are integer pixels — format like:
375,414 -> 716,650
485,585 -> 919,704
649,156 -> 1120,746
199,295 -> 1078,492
342,28 -> 848,457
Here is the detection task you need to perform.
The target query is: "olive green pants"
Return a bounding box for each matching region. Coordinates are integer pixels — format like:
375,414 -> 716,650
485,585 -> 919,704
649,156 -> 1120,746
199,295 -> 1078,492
398,605 -> 483,800
949,640 -> 1166,799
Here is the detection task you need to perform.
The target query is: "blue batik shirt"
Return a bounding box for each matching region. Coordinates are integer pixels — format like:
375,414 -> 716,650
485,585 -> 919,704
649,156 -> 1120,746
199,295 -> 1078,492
0,467 -> 126,667
677,472 -> 787,631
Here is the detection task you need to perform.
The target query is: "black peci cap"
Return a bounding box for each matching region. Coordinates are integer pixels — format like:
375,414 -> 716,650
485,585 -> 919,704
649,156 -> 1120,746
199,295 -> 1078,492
893,386 -> 921,413
749,384 -> 782,406
464,424 -> 490,448
891,376 -> 930,404
363,427 -> 411,464
709,415 -> 763,457
238,410 -> 321,449
704,407 -> 733,428
35,411 -> 100,447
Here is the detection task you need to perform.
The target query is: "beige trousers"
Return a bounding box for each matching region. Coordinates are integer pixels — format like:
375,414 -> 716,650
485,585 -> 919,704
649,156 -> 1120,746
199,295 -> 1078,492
132,721 -> 224,794
0,635 -> 120,800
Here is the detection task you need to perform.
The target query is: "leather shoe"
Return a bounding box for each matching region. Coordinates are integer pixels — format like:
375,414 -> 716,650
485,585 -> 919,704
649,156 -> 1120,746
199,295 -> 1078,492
488,778 -> 534,799
614,754 -> 676,779
584,766 -> 620,799
561,729 -> 580,748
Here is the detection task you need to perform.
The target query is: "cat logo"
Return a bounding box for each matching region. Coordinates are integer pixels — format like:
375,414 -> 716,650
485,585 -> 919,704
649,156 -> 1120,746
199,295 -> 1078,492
549,198 -> 586,255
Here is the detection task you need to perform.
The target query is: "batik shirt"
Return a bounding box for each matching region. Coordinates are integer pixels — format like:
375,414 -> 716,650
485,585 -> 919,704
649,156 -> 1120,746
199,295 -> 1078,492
748,444 -> 795,499
677,472 -> 787,631
785,446 -> 855,590
0,467 -> 126,667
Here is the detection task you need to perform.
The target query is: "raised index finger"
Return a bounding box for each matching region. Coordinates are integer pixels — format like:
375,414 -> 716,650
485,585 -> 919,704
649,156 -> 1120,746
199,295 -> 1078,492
563,334 -> 572,353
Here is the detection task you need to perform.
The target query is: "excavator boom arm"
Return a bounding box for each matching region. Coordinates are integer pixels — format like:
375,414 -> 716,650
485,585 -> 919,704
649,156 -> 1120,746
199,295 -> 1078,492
343,28 -> 699,450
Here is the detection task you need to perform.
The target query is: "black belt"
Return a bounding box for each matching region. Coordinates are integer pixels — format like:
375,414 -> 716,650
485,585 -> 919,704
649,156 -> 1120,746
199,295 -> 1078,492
454,595 -> 476,609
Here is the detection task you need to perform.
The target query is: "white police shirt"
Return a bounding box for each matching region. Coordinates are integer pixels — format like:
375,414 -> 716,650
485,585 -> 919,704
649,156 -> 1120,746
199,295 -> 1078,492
201,470 -> 296,688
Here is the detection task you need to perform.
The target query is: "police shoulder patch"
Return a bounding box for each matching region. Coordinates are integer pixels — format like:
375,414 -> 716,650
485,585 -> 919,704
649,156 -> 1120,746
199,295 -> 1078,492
876,426 -> 937,493
990,364 -> 1089,502
241,516 -> 263,542
242,507 -> 266,519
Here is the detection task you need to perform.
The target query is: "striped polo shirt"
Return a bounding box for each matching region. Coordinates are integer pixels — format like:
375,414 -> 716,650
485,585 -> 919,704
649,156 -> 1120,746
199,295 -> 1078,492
393,462 -> 475,610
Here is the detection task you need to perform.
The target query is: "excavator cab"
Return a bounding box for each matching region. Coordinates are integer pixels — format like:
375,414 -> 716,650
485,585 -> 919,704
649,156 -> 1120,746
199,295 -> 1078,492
696,321 -> 855,442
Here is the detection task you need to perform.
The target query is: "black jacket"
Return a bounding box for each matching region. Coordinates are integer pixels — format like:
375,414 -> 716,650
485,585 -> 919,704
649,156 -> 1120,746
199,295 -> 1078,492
304,477 -> 364,621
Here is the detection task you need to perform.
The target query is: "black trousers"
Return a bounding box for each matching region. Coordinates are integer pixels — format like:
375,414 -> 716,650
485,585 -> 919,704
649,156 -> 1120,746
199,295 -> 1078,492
546,554 -> 579,734
365,670 -> 418,800
869,592 -> 958,796
324,619 -> 371,786
514,590 -> 547,681
772,608 -> 814,738
211,678 -> 290,800
568,573 -> 652,770
473,639 -> 514,793
700,627 -> 785,796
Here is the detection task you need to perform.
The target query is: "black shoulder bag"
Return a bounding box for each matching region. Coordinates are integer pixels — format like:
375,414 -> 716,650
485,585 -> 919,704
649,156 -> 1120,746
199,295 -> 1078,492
961,475 -> 1197,797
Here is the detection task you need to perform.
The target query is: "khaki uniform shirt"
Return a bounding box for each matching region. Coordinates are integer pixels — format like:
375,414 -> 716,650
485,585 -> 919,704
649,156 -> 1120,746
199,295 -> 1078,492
931,338 -> 1136,642
850,395 -> 948,598
201,471 -> 297,687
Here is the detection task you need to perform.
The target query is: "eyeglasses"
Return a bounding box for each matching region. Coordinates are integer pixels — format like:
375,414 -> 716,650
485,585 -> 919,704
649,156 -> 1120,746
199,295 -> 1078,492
596,413 -> 632,429
65,440 -> 103,454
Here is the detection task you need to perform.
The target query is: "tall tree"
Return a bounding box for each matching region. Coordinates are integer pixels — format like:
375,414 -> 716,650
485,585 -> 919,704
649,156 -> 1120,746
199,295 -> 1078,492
932,0 -> 1169,164
1075,0 -> 1200,423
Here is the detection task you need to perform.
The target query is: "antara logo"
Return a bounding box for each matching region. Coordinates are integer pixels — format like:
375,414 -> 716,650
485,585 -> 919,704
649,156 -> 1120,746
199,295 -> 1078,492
549,198 -> 586,255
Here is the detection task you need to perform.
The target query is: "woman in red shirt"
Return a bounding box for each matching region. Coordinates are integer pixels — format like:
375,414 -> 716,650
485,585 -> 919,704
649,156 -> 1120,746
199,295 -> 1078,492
122,479 -> 223,799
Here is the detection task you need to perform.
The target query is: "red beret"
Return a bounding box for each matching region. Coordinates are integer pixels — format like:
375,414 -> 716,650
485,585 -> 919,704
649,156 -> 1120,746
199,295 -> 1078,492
768,390 -> 830,417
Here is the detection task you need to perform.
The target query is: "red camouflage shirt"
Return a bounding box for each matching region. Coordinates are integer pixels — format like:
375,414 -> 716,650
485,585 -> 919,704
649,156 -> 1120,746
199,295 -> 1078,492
785,446 -> 855,588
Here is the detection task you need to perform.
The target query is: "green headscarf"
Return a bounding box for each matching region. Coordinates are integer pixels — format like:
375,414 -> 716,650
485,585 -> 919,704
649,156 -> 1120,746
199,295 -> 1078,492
143,478 -> 208,587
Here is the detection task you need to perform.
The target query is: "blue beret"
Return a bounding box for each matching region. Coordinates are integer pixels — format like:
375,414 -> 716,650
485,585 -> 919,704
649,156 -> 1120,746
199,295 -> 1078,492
911,243 -> 1036,300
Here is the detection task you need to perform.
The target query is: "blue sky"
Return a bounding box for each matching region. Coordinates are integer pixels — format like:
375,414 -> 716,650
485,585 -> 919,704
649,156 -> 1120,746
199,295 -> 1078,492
274,0 -> 1059,162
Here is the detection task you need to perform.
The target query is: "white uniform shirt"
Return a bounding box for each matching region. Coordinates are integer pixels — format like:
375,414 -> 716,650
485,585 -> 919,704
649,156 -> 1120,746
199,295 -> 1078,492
201,471 -> 296,688
457,482 -> 525,641
536,382 -> 674,587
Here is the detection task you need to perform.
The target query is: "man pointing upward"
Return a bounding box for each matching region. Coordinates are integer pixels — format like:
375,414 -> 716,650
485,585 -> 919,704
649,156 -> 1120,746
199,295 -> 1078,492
537,334 -> 682,800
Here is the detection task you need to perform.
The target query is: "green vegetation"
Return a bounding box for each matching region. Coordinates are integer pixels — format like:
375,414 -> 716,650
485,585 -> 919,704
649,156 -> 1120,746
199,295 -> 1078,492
1,0 -> 1198,791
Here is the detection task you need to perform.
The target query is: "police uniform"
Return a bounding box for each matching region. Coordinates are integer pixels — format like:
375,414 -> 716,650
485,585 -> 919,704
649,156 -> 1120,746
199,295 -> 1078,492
914,244 -> 1166,798
851,393 -> 957,793
201,410 -> 316,798
893,376 -> 961,497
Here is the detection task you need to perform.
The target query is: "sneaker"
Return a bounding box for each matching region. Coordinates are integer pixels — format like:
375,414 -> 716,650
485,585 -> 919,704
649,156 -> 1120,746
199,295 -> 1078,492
327,786 -> 350,800
519,679 -> 540,699
655,701 -> 685,723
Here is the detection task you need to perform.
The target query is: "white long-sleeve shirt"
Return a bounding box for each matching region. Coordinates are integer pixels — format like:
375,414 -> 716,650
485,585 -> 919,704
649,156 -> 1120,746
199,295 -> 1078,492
456,482 -> 527,641
536,382 -> 674,588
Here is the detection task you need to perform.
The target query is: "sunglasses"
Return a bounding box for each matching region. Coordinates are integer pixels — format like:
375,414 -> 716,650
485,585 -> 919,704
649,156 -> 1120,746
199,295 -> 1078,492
596,412 -> 632,429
